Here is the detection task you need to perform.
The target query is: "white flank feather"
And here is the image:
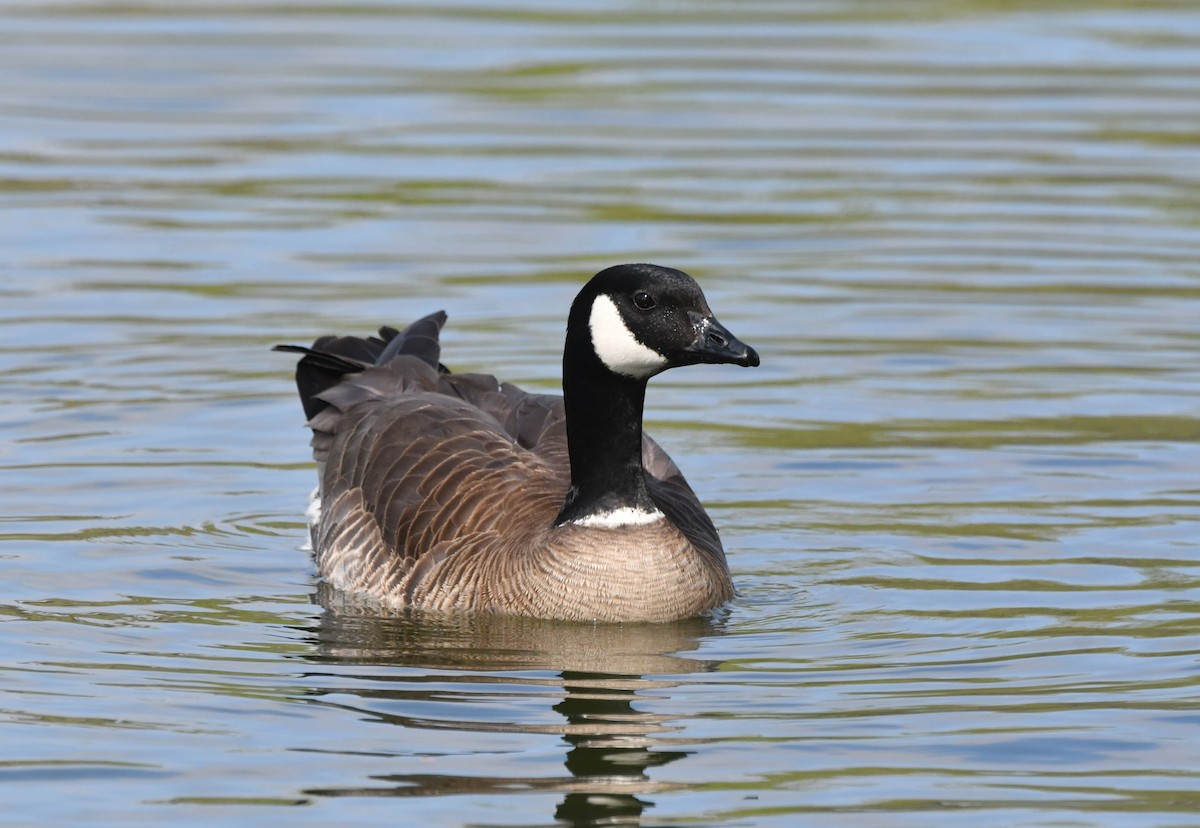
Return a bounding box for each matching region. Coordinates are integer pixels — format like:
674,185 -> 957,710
306,487 -> 322,527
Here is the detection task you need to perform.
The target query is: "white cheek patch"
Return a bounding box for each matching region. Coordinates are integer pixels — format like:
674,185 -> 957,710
589,294 -> 669,379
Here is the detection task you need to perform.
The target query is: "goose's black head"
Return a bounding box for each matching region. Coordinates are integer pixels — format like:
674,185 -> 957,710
566,263 -> 760,381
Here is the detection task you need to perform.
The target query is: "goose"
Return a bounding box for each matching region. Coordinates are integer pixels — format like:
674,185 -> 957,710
275,263 -> 760,622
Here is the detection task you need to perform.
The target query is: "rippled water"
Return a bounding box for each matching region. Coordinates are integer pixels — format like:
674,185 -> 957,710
3,2 -> 1200,826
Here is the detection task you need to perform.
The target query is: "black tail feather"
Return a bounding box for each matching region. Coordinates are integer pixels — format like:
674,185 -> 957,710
271,344 -> 365,375
274,311 -> 448,421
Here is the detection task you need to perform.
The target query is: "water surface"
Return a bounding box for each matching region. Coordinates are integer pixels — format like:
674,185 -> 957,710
2,1 -> 1199,826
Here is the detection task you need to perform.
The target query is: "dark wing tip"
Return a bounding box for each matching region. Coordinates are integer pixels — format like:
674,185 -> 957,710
275,310 -> 451,420
376,310 -> 449,368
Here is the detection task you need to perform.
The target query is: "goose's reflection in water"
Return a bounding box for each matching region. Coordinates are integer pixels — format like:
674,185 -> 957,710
551,671 -> 693,825
302,592 -> 724,826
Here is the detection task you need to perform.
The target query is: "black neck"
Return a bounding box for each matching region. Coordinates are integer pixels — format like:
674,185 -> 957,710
553,346 -> 657,526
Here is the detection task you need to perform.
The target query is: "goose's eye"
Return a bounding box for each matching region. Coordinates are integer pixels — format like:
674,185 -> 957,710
632,291 -> 656,311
